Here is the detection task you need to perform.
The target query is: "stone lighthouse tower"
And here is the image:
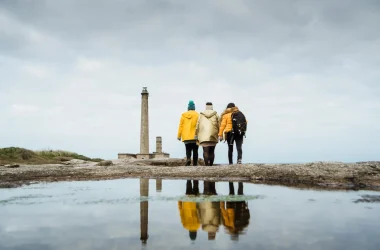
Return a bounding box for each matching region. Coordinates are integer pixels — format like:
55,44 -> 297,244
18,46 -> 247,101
138,87 -> 150,159
117,87 -> 169,160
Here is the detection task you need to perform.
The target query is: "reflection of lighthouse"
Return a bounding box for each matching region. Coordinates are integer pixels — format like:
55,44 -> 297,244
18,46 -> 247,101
140,178 -> 149,244
156,179 -> 162,192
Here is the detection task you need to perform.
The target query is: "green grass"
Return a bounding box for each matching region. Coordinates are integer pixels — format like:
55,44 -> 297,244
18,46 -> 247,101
0,147 -> 103,165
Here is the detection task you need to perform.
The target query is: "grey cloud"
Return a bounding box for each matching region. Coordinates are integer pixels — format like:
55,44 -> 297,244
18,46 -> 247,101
0,0 -> 379,162
2,0 -> 379,63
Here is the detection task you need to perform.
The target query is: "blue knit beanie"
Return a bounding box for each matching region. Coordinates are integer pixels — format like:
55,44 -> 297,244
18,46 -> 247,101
188,100 -> 195,110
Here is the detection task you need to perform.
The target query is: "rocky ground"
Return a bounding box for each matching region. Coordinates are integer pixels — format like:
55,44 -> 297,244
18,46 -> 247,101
1,158 -> 380,190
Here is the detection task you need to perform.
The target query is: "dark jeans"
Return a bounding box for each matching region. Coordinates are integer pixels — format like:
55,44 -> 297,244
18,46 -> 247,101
203,181 -> 217,195
227,132 -> 243,164
185,143 -> 199,166
229,182 -> 244,195
202,146 -> 216,166
186,180 -> 199,195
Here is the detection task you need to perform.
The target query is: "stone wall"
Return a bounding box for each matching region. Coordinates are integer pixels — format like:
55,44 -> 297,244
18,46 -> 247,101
136,154 -> 152,160
118,153 -> 137,159
152,153 -> 170,159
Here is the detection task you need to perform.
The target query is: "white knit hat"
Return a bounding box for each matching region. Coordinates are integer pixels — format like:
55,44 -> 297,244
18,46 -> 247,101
206,102 -> 213,110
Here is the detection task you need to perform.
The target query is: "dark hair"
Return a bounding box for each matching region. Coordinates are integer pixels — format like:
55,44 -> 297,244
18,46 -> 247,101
189,231 -> 197,240
206,102 -> 213,105
227,103 -> 235,108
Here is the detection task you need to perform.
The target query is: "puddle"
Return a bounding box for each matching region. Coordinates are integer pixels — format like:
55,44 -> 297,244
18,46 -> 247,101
0,179 -> 379,249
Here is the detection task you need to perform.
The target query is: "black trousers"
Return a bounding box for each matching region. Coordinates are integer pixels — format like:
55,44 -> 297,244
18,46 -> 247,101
202,146 -> 216,166
227,132 -> 243,164
203,181 -> 217,195
185,143 -> 199,166
186,180 -> 199,195
229,182 -> 244,195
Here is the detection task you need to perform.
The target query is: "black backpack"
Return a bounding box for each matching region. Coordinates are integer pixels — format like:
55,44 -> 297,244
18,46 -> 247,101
231,111 -> 247,137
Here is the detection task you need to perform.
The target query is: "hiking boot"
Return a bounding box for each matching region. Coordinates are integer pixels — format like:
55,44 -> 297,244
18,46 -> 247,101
185,160 -> 191,166
237,159 -> 242,164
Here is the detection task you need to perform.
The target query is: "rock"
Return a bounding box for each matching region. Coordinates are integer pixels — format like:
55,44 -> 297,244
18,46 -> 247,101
133,158 -> 206,167
0,182 -> 24,188
96,160 -> 113,166
354,195 -> 380,203
68,159 -> 87,164
5,164 -> 20,168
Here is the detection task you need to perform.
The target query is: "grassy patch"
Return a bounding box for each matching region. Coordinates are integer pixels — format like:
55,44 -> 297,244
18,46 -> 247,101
0,147 -> 103,165
35,150 -> 92,161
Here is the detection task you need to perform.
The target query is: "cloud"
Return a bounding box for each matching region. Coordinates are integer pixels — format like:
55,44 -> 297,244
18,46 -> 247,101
0,8 -> 64,60
75,57 -> 105,72
10,104 -> 40,115
22,65 -> 50,78
0,0 -> 379,162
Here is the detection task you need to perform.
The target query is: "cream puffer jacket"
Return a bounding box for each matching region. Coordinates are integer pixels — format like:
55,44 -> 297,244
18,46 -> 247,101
195,110 -> 219,144
198,201 -> 221,233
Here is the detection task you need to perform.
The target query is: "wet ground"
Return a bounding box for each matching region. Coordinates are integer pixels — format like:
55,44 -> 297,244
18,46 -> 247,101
1,179 -> 380,250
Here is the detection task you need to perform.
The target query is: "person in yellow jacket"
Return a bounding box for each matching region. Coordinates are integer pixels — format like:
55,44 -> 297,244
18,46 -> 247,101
177,100 -> 199,166
178,180 -> 200,241
195,102 -> 219,166
218,103 -> 244,164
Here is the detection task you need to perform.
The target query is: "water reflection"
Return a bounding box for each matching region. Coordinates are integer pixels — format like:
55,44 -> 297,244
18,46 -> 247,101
174,180 -> 251,242
199,181 -> 220,240
156,179 -> 162,193
221,182 -> 250,241
140,178 -> 164,244
1,179 -> 380,249
139,179 -> 251,244
140,179 -> 149,244
178,180 -> 200,241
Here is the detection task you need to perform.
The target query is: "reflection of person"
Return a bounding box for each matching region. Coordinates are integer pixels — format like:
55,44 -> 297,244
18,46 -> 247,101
203,181 -> 217,195
198,181 -> 221,240
195,102 -> 219,166
220,182 -> 250,241
177,100 -> 199,166
178,180 -> 200,241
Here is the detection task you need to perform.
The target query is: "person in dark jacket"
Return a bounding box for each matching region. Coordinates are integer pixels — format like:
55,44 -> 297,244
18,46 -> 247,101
218,103 -> 245,164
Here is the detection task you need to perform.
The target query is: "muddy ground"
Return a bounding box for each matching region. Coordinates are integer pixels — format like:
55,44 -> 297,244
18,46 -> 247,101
1,158 -> 380,190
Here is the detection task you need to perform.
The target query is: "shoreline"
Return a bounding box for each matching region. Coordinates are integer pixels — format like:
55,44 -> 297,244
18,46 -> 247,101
1,159 -> 380,190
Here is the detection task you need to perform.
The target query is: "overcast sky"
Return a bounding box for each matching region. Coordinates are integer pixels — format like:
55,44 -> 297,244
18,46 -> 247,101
0,0 -> 379,163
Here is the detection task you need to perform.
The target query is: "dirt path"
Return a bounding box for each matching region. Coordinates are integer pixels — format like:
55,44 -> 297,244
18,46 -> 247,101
1,159 -> 380,190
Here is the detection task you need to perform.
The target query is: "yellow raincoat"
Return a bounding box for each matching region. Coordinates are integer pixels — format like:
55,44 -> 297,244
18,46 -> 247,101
178,201 -> 200,232
177,110 -> 199,141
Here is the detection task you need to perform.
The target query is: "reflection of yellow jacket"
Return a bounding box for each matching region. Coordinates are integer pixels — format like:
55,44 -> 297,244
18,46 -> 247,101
218,107 -> 239,137
220,202 -> 235,230
178,201 -> 200,232
177,111 -> 199,141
